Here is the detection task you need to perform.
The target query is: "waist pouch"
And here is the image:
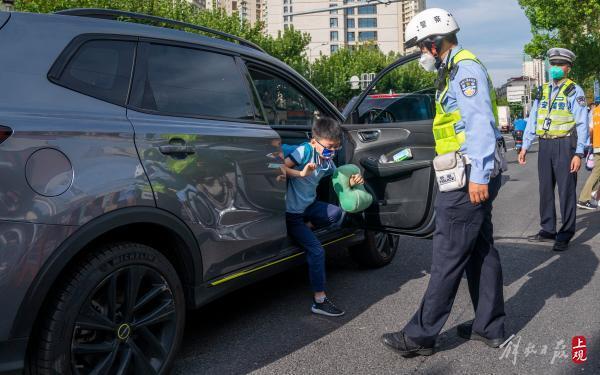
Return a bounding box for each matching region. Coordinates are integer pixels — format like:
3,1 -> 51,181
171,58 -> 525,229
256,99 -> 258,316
492,139 -> 508,178
433,152 -> 466,192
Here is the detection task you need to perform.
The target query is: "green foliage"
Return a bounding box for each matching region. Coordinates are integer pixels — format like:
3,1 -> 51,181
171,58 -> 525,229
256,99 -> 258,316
13,0 -> 311,74
497,96 -> 509,106
508,102 -> 524,119
13,0 -> 435,107
309,44 -> 435,107
519,0 -> 600,92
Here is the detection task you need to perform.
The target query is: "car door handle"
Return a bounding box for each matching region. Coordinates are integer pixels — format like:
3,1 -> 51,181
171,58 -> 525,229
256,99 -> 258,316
358,130 -> 380,142
159,145 -> 196,155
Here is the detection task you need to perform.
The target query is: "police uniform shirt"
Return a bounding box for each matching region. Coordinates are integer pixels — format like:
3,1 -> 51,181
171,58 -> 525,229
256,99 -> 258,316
522,83 -> 589,153
440,48 -> 502,184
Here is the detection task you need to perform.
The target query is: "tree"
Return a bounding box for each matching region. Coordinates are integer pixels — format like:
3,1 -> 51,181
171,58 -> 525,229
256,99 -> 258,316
14,0 -> 311,75
309,44 -> 436,108
519,0 -> 600,93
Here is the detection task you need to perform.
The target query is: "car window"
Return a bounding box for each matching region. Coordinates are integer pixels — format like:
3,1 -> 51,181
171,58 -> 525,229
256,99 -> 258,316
130,43 -> 256,121
248,69 -> 318,126
55,40 -> 135,106
354,63 -> 435,125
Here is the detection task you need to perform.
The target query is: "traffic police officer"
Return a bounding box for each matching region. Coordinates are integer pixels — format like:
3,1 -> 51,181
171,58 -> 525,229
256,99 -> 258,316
382,8 -> 506,357
520,48 -> 589,251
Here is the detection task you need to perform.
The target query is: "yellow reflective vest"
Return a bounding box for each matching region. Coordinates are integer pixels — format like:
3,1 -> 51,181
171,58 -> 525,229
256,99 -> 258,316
535,80 -> 576,137
433,49 -> 499,155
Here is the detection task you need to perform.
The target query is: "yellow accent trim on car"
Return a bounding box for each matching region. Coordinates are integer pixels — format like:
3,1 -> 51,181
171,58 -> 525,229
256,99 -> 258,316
209,233 -> 356,286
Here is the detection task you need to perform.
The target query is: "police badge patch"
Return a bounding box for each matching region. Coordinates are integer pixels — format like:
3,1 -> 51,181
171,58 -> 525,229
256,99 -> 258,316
460,78 -> 478,97
576,96 -> 587,107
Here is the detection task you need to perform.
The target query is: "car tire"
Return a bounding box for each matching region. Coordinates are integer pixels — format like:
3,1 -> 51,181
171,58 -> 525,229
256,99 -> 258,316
349,231 -> 398,268
30,242 -> 185,375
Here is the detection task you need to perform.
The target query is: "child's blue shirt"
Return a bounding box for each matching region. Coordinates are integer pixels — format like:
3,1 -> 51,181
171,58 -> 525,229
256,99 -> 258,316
286,143 -> 336,214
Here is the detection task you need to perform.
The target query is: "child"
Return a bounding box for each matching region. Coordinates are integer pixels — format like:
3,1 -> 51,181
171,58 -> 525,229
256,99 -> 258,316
283,117 -> 364,317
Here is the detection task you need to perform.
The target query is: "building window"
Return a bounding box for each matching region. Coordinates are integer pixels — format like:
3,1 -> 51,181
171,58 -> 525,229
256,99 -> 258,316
289,6 -> 292,13
358,18 -> 377,28
347,32 -> 355,42
329,3 -> 338,14
284,0 -> 288,3
330,31 -> 339,41
232,1 -> 237,11
358,5 -> 376,14
330,18 -> 338,28
358,31 -> 377,41
283,6 -> 288,13
284,15 -> 288,22
331,45 -> 339,54
345,7 -> 355,15
346,18 -> 355,28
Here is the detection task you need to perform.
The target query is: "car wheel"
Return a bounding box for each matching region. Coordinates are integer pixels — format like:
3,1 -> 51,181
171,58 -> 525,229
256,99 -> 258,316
30,242 -> 185,375
349,231 -> 398,268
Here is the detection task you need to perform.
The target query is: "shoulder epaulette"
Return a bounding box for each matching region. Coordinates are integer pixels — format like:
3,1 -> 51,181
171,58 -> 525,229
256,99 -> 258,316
449,64 -> 459,81
564,83 -> 576,97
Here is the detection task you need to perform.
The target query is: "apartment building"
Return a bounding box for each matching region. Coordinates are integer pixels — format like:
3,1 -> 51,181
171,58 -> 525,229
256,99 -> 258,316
522,54 -> 548,86
266,0 -> 425,60
1,0 -> 13,11
189,0 -> 265,25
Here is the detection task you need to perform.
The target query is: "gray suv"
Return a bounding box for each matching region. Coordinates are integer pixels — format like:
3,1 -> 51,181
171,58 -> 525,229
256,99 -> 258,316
0,9 -> 437,374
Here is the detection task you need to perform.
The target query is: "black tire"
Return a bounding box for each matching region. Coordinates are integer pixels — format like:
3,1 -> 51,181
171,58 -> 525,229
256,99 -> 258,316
30,242 -> 185,375
349,231 -> 398,268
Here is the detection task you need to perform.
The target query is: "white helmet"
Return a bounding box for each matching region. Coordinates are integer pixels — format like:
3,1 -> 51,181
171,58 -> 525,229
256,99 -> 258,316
404,8 -> 460,49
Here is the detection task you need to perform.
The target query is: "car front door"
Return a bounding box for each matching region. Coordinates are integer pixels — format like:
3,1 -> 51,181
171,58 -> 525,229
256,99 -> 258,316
127,41 -> 287,280
343,53 -> 437,237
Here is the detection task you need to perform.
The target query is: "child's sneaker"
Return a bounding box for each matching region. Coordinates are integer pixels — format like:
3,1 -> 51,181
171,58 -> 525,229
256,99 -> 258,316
311,297 -> 345,317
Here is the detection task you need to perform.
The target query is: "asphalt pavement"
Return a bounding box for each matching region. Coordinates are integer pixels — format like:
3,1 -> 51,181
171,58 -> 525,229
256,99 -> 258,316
174,136 -> 600,375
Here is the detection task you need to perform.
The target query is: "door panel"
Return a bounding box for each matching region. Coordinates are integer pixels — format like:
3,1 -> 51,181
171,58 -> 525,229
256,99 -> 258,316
343,54 -> 437,236
344,123 -> 435,234
128,42 -> 287,280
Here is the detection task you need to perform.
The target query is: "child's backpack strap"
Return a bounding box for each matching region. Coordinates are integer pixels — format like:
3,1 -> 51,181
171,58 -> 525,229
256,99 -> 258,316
282,142 -> 313,166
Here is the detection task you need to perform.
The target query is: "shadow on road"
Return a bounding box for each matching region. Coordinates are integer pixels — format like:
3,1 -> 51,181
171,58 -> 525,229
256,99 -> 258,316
175,207 -> 598,372
175,240 -> 432,374
436,239 -> 597,354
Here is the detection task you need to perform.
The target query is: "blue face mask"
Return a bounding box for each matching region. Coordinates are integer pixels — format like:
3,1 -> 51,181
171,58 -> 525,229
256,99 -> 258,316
314,139 -> 339,160
321,148 -> 335,159
550,66 -> 566,80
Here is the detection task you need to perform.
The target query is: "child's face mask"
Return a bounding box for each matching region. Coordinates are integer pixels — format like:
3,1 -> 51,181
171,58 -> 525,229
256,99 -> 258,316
314,138 -> 341,160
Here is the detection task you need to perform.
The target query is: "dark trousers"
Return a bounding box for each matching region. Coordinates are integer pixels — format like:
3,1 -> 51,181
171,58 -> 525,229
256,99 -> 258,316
286,201 -> 343,292
538,137 -> 577,242
404,172 -> 505,346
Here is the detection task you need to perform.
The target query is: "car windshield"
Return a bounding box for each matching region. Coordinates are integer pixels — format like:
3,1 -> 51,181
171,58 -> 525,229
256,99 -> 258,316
356,89 -> 435,124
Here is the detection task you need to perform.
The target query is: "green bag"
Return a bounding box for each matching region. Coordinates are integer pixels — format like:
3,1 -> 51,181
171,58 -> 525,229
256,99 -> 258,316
332,164 -> 373,213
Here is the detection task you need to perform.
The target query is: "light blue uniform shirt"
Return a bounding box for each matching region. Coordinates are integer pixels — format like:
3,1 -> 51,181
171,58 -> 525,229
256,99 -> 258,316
440,48 -> 502,184
522,82 -> 589,153
286,144 -> 336,214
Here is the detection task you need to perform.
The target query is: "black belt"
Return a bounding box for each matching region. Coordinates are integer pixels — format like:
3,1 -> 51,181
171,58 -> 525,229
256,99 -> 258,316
539,133 -> 571,140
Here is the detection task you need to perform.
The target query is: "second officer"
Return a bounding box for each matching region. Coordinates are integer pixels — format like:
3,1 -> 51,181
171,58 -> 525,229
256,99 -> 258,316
520,48 -> 589,251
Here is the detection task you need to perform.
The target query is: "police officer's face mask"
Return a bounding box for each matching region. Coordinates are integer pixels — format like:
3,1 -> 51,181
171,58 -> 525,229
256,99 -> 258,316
419,52 -> 437,72
550,65 -> 566,80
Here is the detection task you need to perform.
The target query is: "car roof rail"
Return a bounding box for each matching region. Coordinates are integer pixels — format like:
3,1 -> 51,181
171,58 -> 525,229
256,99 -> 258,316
55,8 -> 266,53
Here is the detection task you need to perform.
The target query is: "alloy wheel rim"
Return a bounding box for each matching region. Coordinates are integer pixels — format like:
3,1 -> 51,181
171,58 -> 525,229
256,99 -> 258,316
71,265 -> 177,375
